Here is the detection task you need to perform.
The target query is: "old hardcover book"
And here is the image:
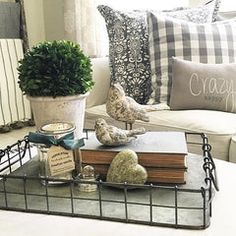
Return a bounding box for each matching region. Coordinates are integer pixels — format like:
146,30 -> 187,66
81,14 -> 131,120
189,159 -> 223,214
81,132 -> 188,168
83,164 -> 186,184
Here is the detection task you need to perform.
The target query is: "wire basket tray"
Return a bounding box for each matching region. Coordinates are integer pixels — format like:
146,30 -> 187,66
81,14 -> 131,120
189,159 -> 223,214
0,131 -> 218,230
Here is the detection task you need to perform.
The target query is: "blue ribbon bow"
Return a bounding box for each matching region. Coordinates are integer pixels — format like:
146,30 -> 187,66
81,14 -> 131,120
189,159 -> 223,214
28,132 -> 84,150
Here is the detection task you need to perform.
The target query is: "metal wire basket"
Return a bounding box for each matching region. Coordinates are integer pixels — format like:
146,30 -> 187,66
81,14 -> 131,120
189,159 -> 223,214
0,131 -> 218,230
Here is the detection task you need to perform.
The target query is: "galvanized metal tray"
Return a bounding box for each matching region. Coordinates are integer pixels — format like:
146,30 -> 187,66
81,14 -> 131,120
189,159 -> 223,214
0,131 -> 218,230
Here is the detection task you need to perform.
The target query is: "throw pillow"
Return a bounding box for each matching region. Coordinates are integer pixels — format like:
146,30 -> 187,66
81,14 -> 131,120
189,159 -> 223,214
97,1 -> 220,104
170,57 -> 236,113
0,2 -> 20,38
147,14 -> 236,104
162,0 -> 221,22
210,0 -> 221,22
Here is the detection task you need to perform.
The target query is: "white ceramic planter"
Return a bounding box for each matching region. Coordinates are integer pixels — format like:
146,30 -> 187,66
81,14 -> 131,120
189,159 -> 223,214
28,93 -> 89,138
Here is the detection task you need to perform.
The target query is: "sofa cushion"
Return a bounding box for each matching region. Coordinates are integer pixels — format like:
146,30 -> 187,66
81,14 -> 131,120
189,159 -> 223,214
85,104 -> 236,161
86,57 -> 110,108
170,57 -> 236,113
97,2 -> 219,104
147,14 -> 236,105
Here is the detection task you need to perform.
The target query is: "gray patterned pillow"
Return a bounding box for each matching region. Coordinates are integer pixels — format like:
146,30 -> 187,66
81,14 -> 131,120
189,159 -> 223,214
98,1 -> 220,104
211,0 -> 221,22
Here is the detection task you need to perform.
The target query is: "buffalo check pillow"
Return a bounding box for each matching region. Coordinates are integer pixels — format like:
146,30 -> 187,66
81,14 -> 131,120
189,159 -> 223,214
147,13 -> 236,105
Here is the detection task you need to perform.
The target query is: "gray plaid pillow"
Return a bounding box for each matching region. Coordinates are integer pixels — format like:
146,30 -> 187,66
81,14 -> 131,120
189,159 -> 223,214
98,1 -> 220,104
147,14 -> 236,104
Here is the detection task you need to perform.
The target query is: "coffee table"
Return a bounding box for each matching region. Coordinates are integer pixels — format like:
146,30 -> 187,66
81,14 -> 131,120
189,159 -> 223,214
0,158 -> 235,236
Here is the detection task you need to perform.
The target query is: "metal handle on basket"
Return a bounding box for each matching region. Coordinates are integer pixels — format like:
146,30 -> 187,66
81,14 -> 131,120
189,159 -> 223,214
202,142 -> 219,191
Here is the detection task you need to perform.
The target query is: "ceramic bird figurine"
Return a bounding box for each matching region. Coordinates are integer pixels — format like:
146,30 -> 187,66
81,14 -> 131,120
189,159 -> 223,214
106,84 -> 154,129
94,118 -> 146,146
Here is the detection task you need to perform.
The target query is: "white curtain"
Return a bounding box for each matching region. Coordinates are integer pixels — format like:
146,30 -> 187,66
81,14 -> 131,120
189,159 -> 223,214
64,0 -> 107,58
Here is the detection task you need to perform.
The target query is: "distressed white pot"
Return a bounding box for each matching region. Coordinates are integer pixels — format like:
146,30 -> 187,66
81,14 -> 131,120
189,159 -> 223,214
27,93 -> 89,138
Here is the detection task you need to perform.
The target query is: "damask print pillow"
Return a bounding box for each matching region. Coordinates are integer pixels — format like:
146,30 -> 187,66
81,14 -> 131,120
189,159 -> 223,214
98,1 -> 220,104
170,58 -> 236,113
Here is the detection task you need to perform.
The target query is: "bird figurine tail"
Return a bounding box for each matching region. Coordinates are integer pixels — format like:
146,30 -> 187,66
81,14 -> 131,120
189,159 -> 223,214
127,127 -> 146,137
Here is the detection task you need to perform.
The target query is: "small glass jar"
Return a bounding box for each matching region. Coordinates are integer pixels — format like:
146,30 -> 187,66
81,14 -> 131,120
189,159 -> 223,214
79,165 -> 97,192
37,122 -> 76,185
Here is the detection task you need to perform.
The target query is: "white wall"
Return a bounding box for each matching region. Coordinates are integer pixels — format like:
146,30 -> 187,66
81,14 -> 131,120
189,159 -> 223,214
43,0 -> 64,41
24,0 -> 46,47
24,0 -> 64,47
189,0 -> 208,6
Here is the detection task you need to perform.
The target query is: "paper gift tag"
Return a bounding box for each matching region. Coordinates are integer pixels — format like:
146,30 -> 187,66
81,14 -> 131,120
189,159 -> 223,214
47,145 -> 75,176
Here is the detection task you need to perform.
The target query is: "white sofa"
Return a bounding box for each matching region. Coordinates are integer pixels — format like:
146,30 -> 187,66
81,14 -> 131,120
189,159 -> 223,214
85,57 -> 236,163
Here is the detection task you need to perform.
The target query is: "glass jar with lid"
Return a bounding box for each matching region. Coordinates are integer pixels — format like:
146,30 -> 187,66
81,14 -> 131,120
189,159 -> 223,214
37,122 -> 76,185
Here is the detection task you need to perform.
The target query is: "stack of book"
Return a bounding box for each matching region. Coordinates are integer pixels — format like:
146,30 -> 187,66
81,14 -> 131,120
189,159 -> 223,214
80,132 -> 188,184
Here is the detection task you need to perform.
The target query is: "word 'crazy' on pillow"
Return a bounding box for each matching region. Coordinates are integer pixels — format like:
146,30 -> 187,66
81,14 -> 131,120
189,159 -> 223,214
170,58 -> 236,113
147,13 -> 236,105
97,1 -> 220,104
